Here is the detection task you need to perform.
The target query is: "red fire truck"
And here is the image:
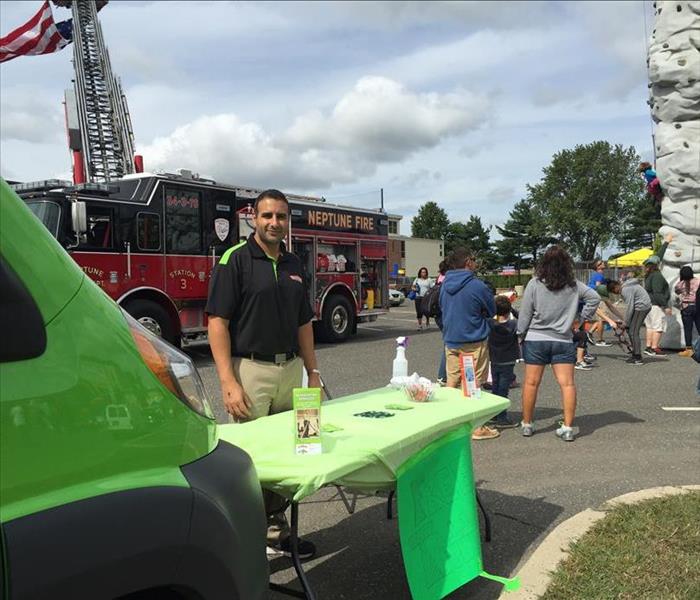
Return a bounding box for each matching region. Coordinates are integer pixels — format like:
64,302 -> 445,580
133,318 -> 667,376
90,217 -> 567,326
13,171 -> 389,346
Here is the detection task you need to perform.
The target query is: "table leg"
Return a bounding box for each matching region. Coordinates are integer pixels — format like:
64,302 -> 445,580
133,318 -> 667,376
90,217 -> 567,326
387,490 -> 395,520
476,489 -> 491,542
335,485 -> 358,514
269,502 -> 317,600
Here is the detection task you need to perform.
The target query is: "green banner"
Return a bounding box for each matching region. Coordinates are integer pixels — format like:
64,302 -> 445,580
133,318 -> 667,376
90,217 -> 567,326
397,426 -> 519,599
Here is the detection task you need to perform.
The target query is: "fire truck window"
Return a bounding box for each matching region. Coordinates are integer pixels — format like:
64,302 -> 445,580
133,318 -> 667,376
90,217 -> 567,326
83,207 -> 114,250
137,212 -> 161,251
165,189 -> 202,254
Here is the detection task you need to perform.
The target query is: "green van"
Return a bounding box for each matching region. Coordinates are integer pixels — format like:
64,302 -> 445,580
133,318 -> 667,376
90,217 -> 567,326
0,179 -> 268,599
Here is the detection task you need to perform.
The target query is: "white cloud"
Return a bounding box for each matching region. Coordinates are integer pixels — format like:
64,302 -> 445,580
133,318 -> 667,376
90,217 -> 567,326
139,76 -> 489,189
0,87 -> 64,144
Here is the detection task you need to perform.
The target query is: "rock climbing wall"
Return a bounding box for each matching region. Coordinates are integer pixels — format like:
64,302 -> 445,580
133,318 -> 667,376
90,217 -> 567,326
648,0 -> 700,347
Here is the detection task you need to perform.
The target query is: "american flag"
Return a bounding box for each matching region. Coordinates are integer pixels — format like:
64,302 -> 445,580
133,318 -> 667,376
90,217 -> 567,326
0,1 -> 73,63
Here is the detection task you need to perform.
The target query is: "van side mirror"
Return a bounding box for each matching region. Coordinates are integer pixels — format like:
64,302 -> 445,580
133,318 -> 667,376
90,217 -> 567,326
71,201 -> 87,234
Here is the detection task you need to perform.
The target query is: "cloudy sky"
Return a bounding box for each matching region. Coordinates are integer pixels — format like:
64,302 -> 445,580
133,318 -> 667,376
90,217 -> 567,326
1,0 -> 655,235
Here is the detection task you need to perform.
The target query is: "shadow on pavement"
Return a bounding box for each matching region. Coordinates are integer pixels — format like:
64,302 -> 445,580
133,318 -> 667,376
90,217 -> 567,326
536,410 -> 645,439
268,488 -> 563,599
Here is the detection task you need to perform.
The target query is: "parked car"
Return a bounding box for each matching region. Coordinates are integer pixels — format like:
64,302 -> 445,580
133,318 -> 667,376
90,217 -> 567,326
0,179 -> 269,600
389,288 -> 405,306
389,276 -> 415,297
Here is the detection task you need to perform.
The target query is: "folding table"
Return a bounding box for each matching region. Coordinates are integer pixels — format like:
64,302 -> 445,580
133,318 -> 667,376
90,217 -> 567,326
218,386 -> 509,599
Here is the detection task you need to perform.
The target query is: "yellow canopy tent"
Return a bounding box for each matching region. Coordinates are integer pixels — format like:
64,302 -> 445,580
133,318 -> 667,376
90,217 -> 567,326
608,248 -> 653,267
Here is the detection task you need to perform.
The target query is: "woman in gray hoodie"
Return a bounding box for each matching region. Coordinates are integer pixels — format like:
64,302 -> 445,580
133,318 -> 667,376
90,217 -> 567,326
607,276 -> 651,365
517,246 -> 600,442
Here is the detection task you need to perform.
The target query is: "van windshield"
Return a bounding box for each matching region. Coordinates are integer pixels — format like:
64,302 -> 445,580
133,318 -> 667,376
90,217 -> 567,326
27,201 -> 61,238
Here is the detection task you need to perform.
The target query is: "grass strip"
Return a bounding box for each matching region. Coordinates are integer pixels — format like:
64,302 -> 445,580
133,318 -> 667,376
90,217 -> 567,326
541,491 -> 700,600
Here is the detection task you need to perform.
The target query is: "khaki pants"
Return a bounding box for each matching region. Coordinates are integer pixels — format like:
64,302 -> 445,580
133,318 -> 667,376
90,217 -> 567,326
233,355 -> 303,544
445,340 -> 490,389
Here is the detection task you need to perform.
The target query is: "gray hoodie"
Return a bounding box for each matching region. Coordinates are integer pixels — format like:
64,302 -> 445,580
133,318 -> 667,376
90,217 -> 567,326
517,277 -> 600,342
620,278 -> 652,325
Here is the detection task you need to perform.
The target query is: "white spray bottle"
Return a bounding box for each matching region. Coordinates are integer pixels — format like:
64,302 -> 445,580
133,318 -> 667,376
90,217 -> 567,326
392,336 -> 408,379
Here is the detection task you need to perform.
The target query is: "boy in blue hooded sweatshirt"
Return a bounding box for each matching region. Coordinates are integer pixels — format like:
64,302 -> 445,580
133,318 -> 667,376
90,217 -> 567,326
440,247 -> 498,440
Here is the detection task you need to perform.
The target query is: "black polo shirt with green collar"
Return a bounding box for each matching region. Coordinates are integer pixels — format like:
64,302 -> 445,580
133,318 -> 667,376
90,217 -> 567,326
205,234 -> 314,355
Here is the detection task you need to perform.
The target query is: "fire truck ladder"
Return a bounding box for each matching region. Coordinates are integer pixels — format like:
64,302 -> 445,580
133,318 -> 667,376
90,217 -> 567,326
71,0 -> 135,182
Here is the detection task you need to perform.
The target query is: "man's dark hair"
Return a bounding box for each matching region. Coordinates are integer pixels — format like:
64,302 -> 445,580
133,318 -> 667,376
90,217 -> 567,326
535,245 -> 576,291
254,189 -> 289,212
607,279 -> 620,293
438,260 -> 448,275
495,295 -> 512,316
447,247 -> 476,271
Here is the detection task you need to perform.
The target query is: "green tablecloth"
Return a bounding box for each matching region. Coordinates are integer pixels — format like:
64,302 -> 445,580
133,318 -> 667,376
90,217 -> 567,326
218,386 -> 509,502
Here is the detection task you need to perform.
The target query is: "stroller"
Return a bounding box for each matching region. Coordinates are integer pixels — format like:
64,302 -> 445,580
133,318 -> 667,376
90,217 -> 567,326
611,322 -> 633,354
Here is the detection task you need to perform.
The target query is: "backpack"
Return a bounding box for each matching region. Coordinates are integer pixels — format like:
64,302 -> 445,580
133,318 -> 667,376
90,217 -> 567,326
421,284 -> 442,319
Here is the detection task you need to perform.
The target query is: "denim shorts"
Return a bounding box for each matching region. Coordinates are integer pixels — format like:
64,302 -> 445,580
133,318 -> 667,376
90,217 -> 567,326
522,340 -> 576,365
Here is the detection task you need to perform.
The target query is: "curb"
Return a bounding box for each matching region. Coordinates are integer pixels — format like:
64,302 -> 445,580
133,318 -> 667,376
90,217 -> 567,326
498,484 -> 700,599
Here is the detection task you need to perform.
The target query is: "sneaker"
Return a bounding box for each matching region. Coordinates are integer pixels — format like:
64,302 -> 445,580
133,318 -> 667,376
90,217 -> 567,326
679,348 -> 694,357
492,415 -> 518,429
652,347 -> 667,356
643,347 -> 655,356
471,425 -> 500,440
574,361 -> 592,371
594,340 -> 612,347
583,352 -> 597,362
267,537 -> 316,560
435,377 -> 446,387
482,381 -> 493,391
555,426 -> 575,442
521,422 -> 534,437
625,356 -> 643,365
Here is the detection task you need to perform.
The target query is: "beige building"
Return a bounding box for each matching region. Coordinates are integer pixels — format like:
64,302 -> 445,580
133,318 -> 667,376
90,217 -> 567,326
387,214 -> 444,279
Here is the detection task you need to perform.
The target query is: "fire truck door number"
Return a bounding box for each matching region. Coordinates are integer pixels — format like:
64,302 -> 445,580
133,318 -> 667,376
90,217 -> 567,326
180,279 -> 187,290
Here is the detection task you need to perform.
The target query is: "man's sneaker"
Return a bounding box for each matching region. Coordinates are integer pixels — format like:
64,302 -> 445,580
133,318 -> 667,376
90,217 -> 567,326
267,537 -> 316,560
555,425 -> 575,442
652,347 -> 667,356
492,415 -> 518,429
643,346 -> 656,356
679,348 -> 694,357
594,340 -> 612,347
584,352 -> 596,362
574,361 -> 592,371
472,425 -> 500,440
521,422 -> 534,437
625,356 -> 643,365
482,381 -> 493,391
435,377 -> 446,387
585,331 -> 595,345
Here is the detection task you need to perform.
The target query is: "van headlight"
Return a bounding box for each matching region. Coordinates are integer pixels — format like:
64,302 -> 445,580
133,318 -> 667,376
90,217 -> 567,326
122,309 -> 214,419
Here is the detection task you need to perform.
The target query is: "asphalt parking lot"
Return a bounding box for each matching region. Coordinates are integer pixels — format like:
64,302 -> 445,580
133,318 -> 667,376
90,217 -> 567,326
187,303 -> 699,599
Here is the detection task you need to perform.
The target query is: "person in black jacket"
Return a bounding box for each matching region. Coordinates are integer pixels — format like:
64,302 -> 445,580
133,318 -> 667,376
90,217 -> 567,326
487,296 -> 520,429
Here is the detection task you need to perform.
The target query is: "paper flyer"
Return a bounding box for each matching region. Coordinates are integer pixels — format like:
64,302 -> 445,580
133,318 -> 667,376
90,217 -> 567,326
459,352 -> 481,398
293,387 -> 322,455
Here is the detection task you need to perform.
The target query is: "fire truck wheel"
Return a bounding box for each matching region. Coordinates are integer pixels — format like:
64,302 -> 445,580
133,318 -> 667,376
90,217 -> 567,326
124,299 -> 178,346
320,295 -> 354,343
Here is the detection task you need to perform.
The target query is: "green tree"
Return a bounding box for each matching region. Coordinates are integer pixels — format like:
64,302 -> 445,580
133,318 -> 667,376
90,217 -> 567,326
445,215 -> 494,268
410,201 -> 449,240
494,198 -> 551,270
530,141 -> 642,260
617,193 -> 661,251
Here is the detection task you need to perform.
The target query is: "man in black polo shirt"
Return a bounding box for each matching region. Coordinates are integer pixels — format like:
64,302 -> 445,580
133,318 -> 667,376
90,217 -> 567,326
206,188 -> 321,559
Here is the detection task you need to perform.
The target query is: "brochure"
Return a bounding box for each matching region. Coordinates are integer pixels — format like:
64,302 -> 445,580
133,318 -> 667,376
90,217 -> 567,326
293,388 -> 322,455
459,352 -> 481,398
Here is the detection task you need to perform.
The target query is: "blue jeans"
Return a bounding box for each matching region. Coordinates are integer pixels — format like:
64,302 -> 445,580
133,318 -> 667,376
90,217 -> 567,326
491,363 -> 514,420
